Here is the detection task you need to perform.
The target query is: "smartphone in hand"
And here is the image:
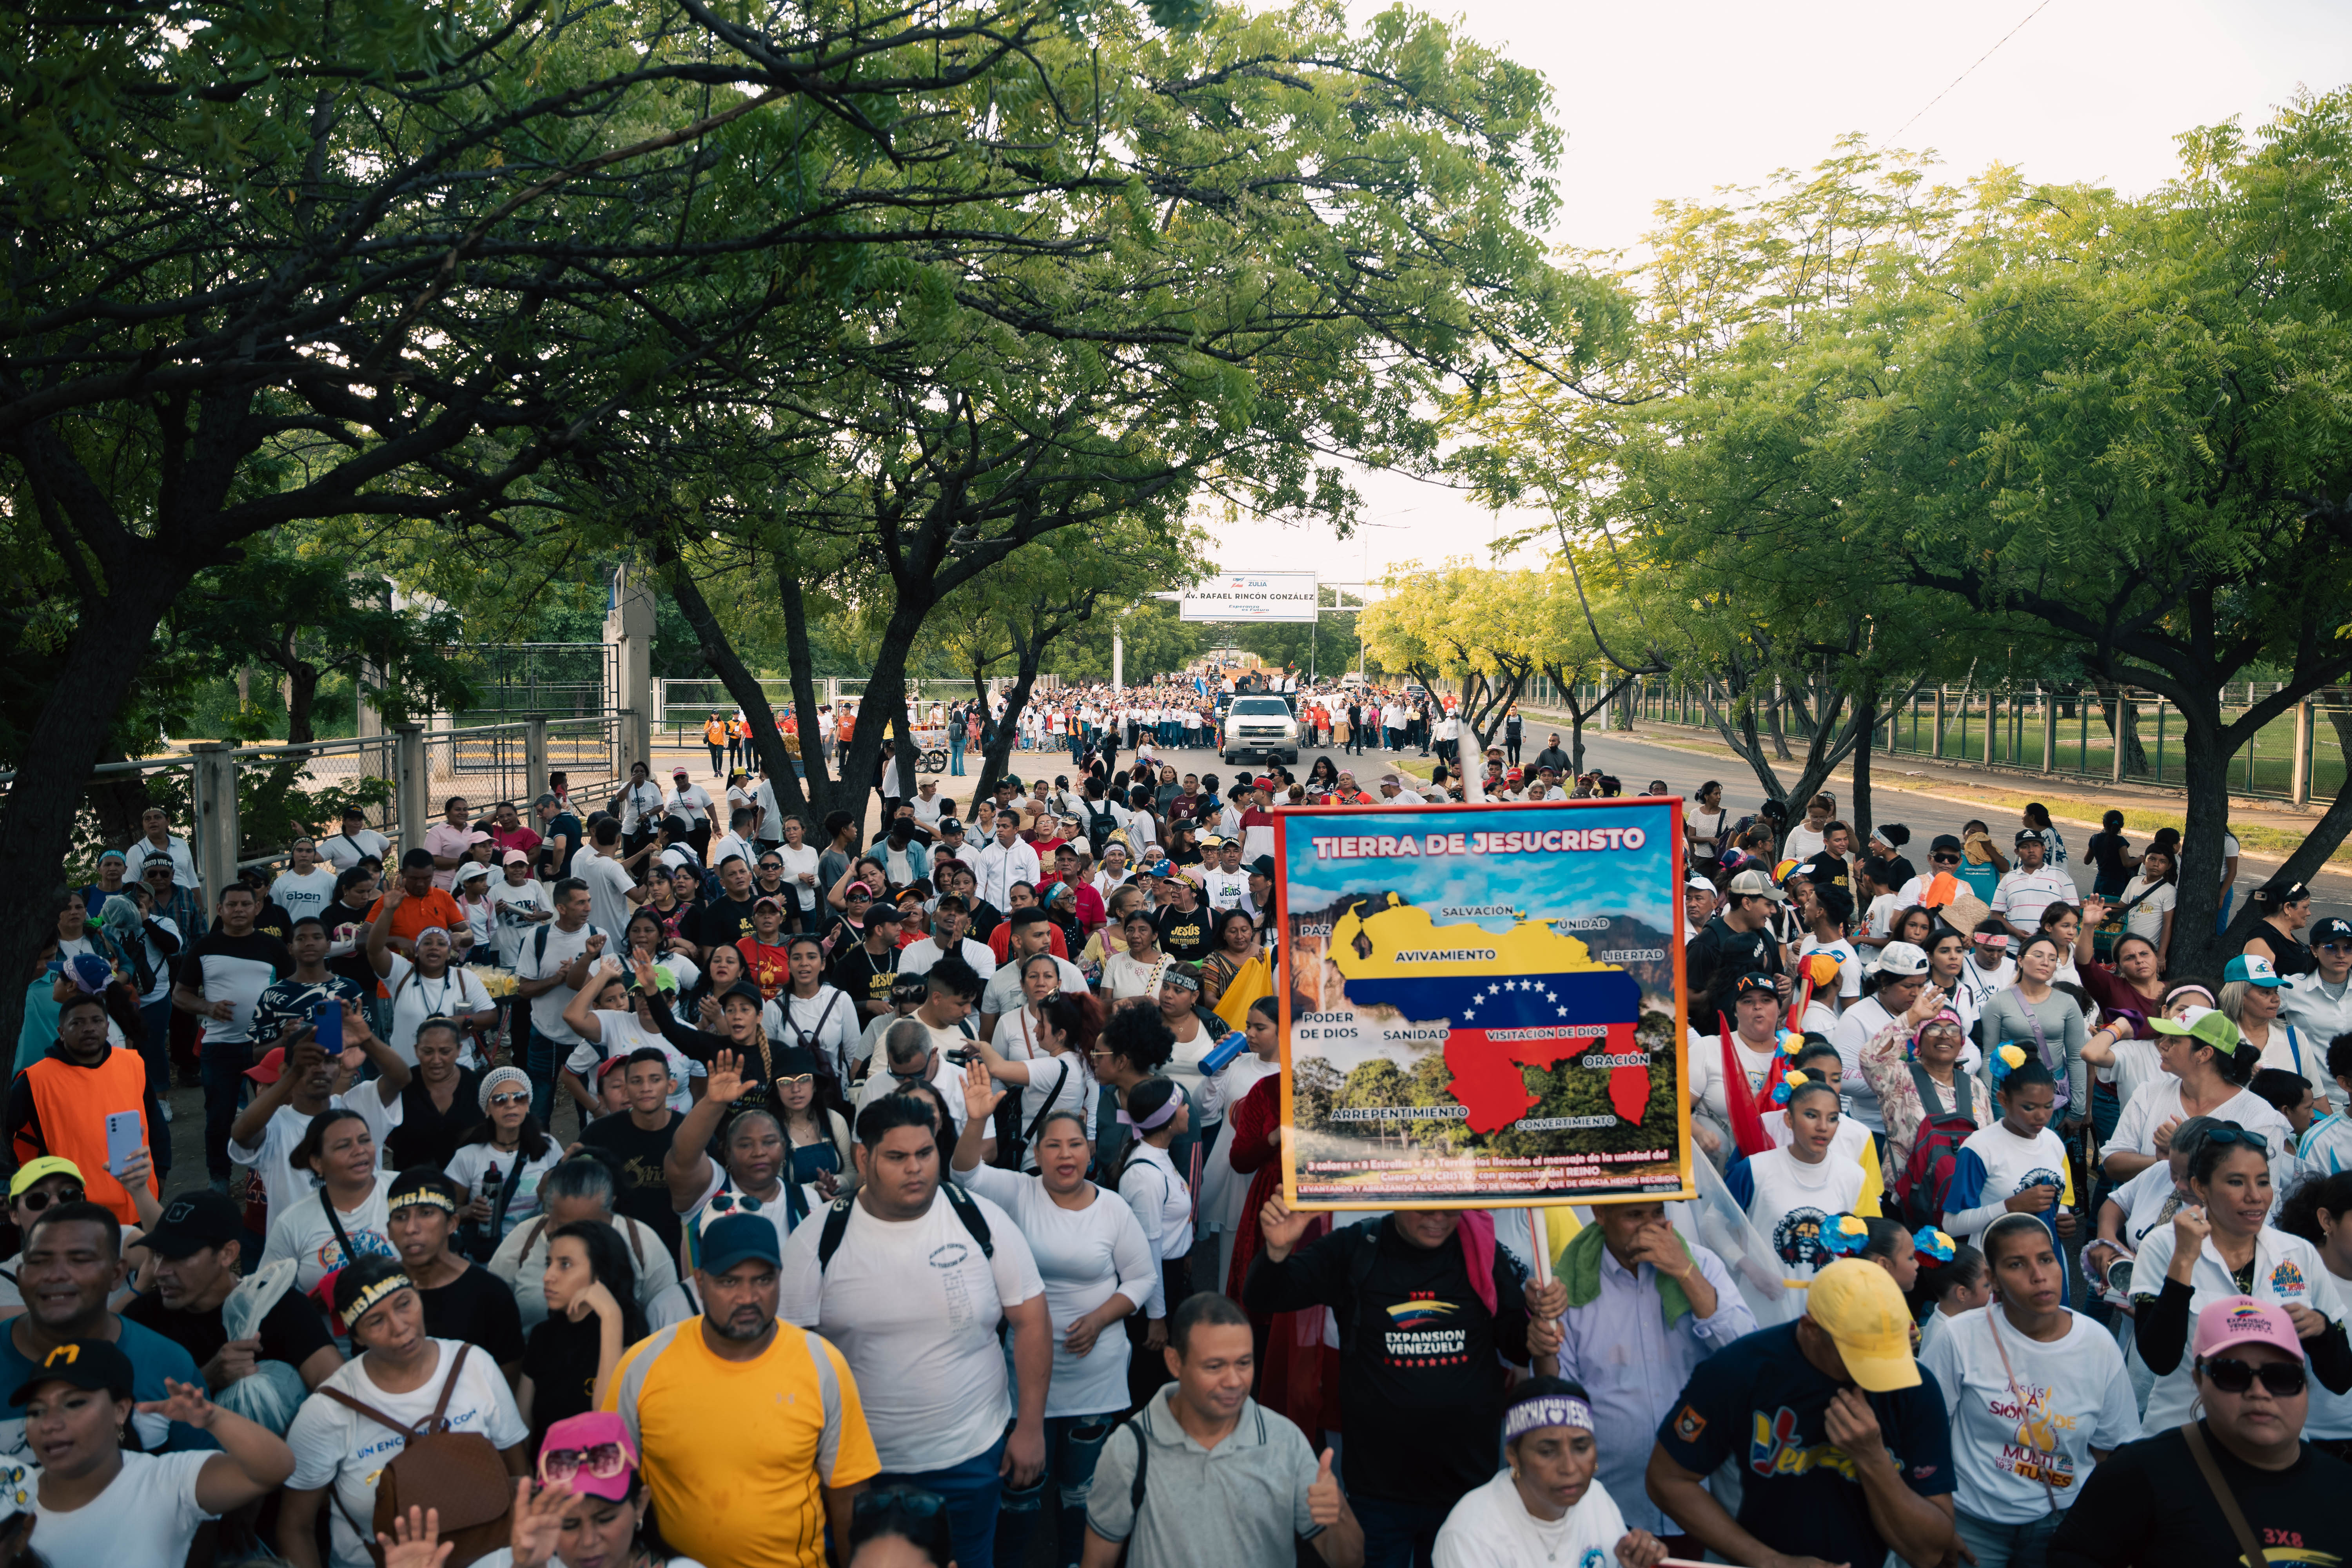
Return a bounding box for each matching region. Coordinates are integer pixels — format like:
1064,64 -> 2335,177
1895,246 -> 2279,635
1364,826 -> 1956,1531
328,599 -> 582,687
314,999 -> 344,1052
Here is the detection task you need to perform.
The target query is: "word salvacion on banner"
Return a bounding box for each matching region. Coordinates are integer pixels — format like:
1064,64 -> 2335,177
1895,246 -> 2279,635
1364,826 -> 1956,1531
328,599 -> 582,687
1278,797 -> 1691,1209
1178,571 -> 1320,623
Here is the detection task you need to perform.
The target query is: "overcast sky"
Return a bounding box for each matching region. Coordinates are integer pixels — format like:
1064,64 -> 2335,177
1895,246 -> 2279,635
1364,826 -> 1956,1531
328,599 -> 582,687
1207,0 -> 2352,591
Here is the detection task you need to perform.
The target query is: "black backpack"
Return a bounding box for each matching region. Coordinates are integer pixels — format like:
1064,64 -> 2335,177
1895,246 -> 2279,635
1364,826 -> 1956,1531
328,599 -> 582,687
1083,798 -> 1120,855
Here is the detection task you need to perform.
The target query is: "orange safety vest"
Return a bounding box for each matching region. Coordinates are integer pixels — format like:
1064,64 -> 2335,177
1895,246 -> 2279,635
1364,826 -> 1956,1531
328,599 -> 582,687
16,1046 -> 157,1225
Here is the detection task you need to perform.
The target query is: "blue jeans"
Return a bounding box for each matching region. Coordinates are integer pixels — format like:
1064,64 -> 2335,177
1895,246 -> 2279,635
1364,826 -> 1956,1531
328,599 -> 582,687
951,735 -> 967,775
878,1430 -> 1008,1568
1955,1506 -> 2065,1568
2217,884 -> 2236,933
1356,1494 -> 1452,1568
199,1035 -> 253,1180
995,1414 -> 1114,1568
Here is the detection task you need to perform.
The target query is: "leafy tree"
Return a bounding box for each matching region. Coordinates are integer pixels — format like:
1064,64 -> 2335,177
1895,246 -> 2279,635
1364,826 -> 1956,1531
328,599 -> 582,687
1360,563 -> 1546,753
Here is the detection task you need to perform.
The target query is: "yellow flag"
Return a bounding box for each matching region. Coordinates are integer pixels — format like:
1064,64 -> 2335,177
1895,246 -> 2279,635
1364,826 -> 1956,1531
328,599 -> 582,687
1525,1206 -> 1582,1283
1213,951 -> 1274,1032
1856,1132 -> 1886,1218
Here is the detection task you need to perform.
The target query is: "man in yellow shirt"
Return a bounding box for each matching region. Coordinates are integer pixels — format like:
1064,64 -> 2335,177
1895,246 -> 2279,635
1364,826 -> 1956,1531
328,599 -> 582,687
607,1210 -> 879,1567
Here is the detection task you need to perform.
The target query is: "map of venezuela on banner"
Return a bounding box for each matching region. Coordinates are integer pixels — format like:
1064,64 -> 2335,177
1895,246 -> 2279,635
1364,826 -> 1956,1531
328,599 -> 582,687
1279,799 -> 1692,1209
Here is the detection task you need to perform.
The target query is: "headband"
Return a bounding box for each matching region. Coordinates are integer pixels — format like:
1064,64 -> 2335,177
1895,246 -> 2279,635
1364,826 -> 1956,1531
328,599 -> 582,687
1972,932 -> 2009,947
1118,1098 -> 1181,1132
2170,984 -> 2217,1008
389,1185 -> 457,1215
345,1270 -> 415,1326
1161,969 -> 1200,993
1503,1395 -> 1594,1442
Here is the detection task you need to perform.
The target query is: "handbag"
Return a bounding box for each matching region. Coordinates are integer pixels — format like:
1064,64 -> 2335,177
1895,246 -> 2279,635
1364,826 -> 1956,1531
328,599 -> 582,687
2179,1419 -> 2271,1568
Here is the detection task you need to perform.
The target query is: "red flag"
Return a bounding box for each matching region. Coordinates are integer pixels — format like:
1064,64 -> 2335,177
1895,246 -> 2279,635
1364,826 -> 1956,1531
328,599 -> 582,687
1719,1014 -> 1777,1157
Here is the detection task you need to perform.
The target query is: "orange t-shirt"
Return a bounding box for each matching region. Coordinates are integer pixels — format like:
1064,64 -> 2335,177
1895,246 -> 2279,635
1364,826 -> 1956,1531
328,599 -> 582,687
363,889 -> 468,980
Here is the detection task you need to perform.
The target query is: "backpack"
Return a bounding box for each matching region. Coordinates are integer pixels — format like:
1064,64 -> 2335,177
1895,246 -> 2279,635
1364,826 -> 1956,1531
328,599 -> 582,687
320,1343 -> 513,1568
1082,798 -> 1120,856
816,1183 -> 992,1270
1892,1065 -> 1980,1231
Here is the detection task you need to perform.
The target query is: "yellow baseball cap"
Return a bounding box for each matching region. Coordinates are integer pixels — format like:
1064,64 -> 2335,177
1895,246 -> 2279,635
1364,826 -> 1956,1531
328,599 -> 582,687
1806,1259 -> 1920,1392
9,1157 -> 83,1200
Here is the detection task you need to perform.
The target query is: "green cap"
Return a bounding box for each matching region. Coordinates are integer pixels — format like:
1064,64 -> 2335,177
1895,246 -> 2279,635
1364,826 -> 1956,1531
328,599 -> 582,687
2149,1005 -> 2241,1054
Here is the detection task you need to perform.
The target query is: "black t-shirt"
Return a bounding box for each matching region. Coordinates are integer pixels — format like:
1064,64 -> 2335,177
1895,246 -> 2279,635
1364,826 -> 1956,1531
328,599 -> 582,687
1154,905 -> 1214,962
580,1111 -> 686,1258
383,1068 -> 486,1171
1684,913 -> 1782,1029
965,900 -> 1004,944
2086,831 -> 2134,882
1655,1321 -> 1953,1568
2049,1423 -> 2352,1568
521,1310 -> 606,1453
543,813 -> 584,880
416,1261 -> 527,1367
691,896 -> 760,953
827,940 -> 900,1013
125,1281 -> 337,1376
1241,1216 -> 1528,1507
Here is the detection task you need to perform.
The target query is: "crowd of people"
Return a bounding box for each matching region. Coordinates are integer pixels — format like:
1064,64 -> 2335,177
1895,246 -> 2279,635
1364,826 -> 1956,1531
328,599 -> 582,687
10,667 -> 2352,1568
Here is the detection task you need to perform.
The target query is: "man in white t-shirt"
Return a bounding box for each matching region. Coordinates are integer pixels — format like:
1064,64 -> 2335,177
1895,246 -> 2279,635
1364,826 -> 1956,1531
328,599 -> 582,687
852,1019 -> 973,1140
318,807 -> 391,873
269,838 -> 341,925
979,911 -> 1089,1034
779,1091 -> 1048,1568
513,879 -> 606,1125
575,819 -> 639,938
1199,837 -> 1251,913
899,897 -> 994,977
708,806 -> 758,877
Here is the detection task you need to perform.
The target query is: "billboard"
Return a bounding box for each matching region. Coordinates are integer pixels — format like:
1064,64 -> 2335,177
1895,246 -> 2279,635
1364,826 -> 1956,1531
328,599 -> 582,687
1180,571 -> 1319,623
1278,797 -> 1691,1209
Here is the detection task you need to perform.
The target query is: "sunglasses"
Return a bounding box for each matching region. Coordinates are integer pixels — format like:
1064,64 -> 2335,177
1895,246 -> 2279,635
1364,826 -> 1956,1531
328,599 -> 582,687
853,1488 -> 948,1524
488,1092 -> 529,1108
775,1074 -> 815,1089
2201,1126 -> 2269,1151
538,1443 -> 631,1486
1931,853 -> 1960,865
15,1185 -> 84,1212
2200,1357 -> 2307,1397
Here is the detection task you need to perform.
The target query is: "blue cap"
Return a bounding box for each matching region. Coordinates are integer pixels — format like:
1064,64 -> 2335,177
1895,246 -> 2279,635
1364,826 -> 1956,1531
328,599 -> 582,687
45,955 -> 112,995
2224,953 -> 2283,988
695,1210 -> 781,1277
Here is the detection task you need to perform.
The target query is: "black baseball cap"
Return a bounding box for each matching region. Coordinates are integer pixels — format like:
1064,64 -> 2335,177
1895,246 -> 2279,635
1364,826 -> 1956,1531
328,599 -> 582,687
9,1338 -> 133,1403
2311,916 -> 2352,947
1731,972 -> 1779,998
127,1189 -> 243,1258
1929,834 -> 1964,855
938,817 -> 963,834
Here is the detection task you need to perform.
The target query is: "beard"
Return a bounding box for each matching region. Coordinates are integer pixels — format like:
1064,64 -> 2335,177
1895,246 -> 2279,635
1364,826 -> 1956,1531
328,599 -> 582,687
711,1306 -> 773,1341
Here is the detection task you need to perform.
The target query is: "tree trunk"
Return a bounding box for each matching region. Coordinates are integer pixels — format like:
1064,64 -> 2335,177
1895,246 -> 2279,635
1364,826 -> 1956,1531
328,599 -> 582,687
829,600 -> 933,841
2093,681 -> 2151,777
654,541 -> 822,832
2166,704 -> 2238,978
889,699 -> 919,802
1768,681 -> 1793,762
967,631 -> 1049,810
774,560 -> 837,821
0,566 -> 187,1049
1849,690 -> 1876,848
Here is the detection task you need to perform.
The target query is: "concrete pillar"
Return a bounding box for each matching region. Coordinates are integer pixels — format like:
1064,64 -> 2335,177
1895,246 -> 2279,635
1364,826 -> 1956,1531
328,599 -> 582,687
1933,688 -> 1945,759
2112,695 -> 2128,783
603,565 -> 656,770
2294,701 -> 2314,806
525,715 -> 550,805
188,741 -> 240,915
2040,688 -> 2056,774
395,723 -> 429,860
1983,693 -> 1996,768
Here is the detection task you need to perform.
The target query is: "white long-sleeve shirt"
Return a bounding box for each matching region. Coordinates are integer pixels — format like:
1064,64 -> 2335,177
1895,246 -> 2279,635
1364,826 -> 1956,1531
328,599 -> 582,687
974,837 -> 1041,911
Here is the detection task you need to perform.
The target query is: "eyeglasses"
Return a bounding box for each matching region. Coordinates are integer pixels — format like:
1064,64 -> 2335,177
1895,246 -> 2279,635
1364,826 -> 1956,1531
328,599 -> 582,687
488,1093 -> 529,1108
538,1443 -> 631,1486
2199,1357 -> 2307,1397
15,1186 -> 84,1212
775,1074 -> 815,1089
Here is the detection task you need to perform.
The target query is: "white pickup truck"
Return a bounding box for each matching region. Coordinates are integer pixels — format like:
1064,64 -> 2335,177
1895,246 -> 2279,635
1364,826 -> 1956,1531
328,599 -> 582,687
1220,695 -> 1300,766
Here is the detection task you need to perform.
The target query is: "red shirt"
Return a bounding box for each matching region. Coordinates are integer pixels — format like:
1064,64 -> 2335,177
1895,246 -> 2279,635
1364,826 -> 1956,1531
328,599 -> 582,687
491,824 -> 543,856
736,937 -> 791,1000
987,924 -> 1070,964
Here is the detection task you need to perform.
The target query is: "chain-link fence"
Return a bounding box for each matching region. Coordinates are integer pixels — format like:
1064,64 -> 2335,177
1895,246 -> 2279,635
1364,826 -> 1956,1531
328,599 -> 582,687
1619,680 -> 2352,805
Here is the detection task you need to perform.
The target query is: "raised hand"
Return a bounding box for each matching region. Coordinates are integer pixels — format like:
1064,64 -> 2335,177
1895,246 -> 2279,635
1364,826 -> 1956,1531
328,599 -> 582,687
377,1505 -> 452,1568
135,1376 -> 220,1429
506,1479 -> 574,1568
1307,1448 -> 1343,1527
1905,983 -> 1947,1027
2152,1115 -> 2183,1157
1258,1196 -> 1312,1260
962,1059 -> 1005,1123
583,932 -> 607,959
705,1049 -> 747,1106
381,883 -> 407,912
2172,1202 -> 2212,1256
630,955 -> 659,993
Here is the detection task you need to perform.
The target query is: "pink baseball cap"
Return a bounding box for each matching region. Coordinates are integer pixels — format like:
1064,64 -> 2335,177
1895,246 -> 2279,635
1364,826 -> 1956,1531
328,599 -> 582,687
537,1410 -> 638,1501
2193,1296 -> 2305,1364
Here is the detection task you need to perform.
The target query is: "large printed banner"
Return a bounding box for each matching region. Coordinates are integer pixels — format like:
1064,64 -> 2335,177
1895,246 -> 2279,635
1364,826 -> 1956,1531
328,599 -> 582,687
1278,798 -> 1691,1209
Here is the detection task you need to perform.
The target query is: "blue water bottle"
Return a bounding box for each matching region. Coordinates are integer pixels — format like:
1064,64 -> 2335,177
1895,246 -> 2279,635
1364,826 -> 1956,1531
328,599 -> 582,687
1200,1029 -> 1251,1074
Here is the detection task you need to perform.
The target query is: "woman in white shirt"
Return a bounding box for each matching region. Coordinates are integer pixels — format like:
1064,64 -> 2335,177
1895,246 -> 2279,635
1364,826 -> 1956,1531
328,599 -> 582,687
969,982 -> 1099,1160
2102,1008 -> 2293,1190
21,1356 -> 293,1568
1433,1376 -> 1662,1568
1920,1213 -> 2139,1566
455,862 -> 498,957
1724,1076 -> 1870,1286
445,1066 -> 565,1244
260,1107 -> 396,1294
1112,1076 -> 1193,1405
1098,909 -> 1169,1010
946,1066 -> 1158,1566
2126,1120 -> 2352,1432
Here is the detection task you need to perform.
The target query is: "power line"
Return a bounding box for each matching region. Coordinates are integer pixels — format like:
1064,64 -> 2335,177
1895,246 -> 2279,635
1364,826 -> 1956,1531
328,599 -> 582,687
1882,0 -> 2058,148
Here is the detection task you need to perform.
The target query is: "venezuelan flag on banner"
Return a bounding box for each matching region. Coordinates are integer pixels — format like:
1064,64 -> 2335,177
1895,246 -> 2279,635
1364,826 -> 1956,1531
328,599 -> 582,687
1214,951 -> 1274,1032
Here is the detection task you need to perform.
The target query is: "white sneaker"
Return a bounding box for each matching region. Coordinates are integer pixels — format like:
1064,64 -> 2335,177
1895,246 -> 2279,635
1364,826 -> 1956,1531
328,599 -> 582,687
158,1100 -> 174,1123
